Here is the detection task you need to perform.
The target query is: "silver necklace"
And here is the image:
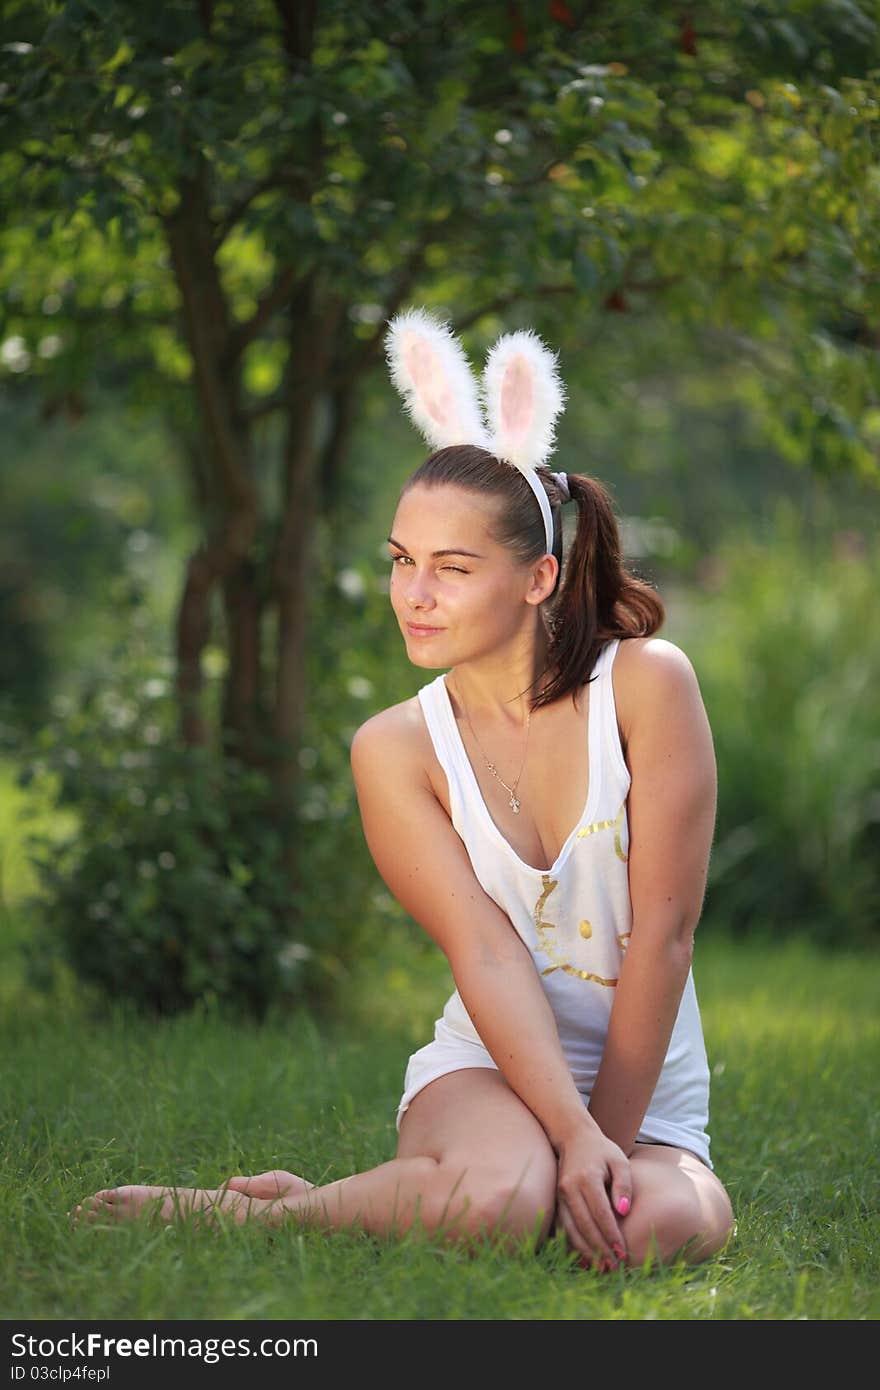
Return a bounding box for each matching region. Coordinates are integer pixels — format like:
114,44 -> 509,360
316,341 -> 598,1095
456,688 -> 533,814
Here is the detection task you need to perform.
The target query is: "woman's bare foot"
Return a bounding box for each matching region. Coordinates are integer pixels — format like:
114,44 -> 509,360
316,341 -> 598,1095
71,1183 -> 282,1228
225,1169 -> 314,1201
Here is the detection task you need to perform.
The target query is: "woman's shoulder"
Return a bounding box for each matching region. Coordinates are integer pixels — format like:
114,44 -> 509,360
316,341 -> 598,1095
610,636 -> 705,739
612,634 -> 698,682
349,693 -> 434,785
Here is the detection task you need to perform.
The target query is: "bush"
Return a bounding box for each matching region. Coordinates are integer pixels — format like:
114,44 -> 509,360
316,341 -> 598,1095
688,510 -> 879,948
18,665 -> 328,1017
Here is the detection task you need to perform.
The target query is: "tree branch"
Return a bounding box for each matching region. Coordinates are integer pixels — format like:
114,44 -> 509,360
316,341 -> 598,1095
163,168 -> 257,517
212,167 -> 312,248
453,284 -> 574,335
242,392 -> 286,424
272,0 -> 319,65
224,264 -> 300,367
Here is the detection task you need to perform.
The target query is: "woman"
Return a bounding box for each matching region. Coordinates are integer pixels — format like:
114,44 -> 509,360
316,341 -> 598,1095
76,311 -> 734,1271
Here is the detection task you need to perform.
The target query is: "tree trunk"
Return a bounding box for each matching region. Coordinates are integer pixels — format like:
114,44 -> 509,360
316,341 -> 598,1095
272,283 -> 345,838
320,383 -> 358,511
221,558 -> 266,766
164,169 -> 261,751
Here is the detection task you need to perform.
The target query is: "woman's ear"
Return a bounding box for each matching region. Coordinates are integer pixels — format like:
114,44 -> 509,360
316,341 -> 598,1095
525,553 -> 560,606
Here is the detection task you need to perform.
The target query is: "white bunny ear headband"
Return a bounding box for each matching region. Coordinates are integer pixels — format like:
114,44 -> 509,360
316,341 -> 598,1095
384,306 -> 568,555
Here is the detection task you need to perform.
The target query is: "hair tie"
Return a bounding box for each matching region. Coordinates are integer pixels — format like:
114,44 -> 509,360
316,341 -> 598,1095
384,307 -> 567,555
548,470 -> 570,502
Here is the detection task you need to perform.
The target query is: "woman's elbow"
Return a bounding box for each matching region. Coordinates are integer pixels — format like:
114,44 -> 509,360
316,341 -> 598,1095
631,912 -> 698,966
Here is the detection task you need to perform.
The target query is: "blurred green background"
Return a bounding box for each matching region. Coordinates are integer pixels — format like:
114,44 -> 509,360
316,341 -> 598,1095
2,0 -> 878,1017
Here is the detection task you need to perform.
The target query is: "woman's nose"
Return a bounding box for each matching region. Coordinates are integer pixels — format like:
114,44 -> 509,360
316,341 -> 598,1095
405,571 -> 435,610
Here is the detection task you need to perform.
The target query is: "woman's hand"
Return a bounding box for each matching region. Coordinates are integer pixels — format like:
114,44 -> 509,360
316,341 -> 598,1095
223,1170 -> 313,1201
554,1122 -> 632,1270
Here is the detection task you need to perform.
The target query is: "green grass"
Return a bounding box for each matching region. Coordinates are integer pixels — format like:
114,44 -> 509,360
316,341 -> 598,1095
1,917 -> 878,1322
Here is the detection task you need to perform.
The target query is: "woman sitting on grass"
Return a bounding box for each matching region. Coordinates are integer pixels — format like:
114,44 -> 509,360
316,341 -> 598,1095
76,309 -> 734,1272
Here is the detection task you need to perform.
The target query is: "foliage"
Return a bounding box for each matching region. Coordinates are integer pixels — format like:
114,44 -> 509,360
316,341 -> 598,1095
1,5 -> 876,761
17,661 -> 322,1017
0,388 -> 190,729
690,510 -> 880,947
1,0 -> 878,467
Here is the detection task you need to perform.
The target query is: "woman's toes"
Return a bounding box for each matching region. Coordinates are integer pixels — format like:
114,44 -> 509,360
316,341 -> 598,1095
93,1186 -> 171,1219
72,1194 -> 116,1225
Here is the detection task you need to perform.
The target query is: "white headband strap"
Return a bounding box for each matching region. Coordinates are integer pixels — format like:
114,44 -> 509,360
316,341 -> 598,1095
522,469 -> 554,555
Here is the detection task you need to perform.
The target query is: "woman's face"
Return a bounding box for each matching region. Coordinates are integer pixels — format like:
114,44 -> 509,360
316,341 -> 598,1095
387,482 -> 542,670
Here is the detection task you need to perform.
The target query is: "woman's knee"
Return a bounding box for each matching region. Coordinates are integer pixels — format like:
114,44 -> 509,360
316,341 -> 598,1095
488,1164 -> 557,1244
688,1185 -> 736,1262
427,1157 -> 557,1245
628,1184 -> 735,1266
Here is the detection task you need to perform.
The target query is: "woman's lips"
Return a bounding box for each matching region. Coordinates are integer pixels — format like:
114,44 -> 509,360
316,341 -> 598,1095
406,622 -> 445,637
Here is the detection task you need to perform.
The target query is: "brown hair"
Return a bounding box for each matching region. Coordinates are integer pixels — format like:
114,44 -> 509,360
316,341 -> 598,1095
401,444 -> 664,708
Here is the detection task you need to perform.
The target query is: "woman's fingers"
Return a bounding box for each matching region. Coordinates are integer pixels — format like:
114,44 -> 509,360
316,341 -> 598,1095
558,1174 -> 627,1266
609,1152 -> 633,1226
557,1200 -> 622,1271
556,1196 -> 606,1265
591,1189 -> 626,1258
224,1174 -> 271,1197
558,1181 -> 619,1262
223,1170 -> 311,1200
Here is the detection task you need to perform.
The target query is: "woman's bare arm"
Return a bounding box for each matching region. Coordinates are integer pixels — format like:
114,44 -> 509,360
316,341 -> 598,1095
587,638 -> 718,1154
350,704 -> 630,1261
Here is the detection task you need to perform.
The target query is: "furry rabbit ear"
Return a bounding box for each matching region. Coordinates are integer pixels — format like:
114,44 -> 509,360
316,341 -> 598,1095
482,329 -> 566,470
385,307 -> 489,453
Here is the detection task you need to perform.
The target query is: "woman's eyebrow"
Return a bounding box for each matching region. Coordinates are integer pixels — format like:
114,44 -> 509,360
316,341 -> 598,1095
387,537 -> 486,559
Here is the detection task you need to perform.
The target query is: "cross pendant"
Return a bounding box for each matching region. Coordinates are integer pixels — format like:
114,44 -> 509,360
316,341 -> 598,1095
509,794 -> 520,813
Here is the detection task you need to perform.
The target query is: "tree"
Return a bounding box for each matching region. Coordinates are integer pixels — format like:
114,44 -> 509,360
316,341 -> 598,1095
3,0 -> 878,824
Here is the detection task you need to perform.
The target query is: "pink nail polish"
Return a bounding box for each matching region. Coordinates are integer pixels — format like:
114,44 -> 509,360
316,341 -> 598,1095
613,1243 -> 626,1260
616,1195 -> 630,1216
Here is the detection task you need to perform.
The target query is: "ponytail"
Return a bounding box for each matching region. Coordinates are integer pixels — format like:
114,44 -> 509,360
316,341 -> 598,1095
535,474 -> 664,710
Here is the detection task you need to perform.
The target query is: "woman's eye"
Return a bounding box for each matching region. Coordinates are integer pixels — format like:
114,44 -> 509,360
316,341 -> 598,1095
389,555 -> 467,575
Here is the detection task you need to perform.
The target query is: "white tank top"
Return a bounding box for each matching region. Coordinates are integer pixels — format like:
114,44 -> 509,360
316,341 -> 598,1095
417,637 -> 712,1165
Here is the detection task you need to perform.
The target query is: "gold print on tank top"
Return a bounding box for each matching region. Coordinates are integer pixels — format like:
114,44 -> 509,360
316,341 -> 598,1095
575,800 -> 628,862
532,800 -> 629,985
533,875 -> 619,987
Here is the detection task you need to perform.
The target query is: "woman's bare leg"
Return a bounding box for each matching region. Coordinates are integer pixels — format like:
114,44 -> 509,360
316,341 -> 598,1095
75,1069 -> 558,1247
612,1143 -> 735,1267
74,1085 -> 732,1265
73,1184 -> 268,1226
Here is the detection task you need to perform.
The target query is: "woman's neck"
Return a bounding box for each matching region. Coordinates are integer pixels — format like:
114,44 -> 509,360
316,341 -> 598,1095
447,621 -> 551,727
